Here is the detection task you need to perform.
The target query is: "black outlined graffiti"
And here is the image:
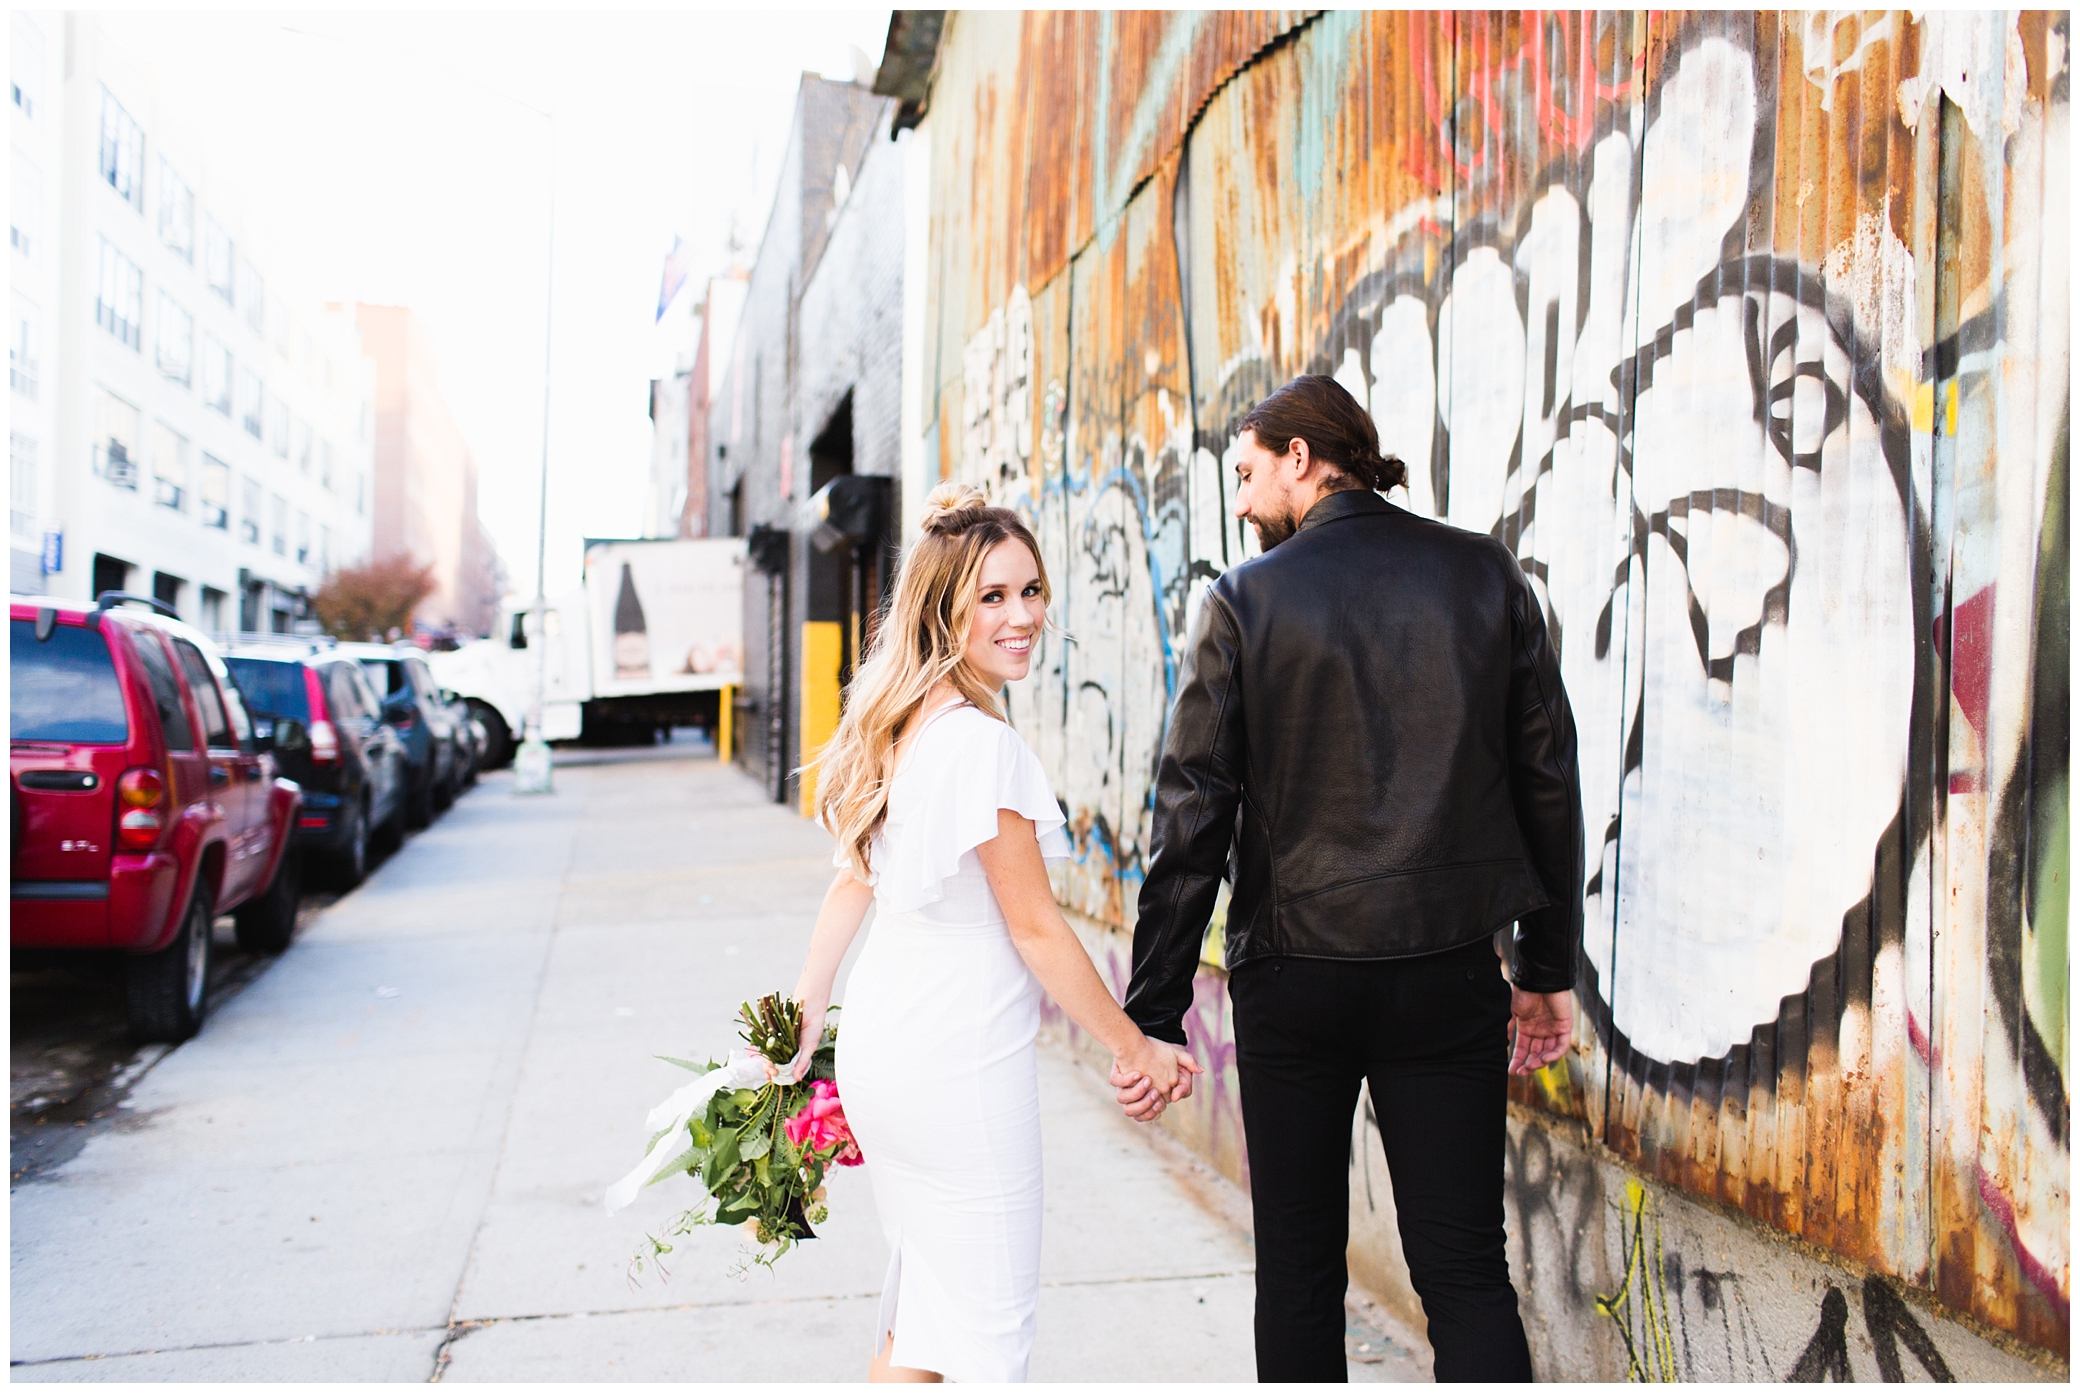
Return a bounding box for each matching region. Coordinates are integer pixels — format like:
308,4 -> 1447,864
1788,1287 -> 1854,1382
1862,1275 -> 1957,1383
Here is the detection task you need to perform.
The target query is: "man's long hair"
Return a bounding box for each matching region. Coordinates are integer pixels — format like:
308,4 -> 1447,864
1238,374 -> 1407,493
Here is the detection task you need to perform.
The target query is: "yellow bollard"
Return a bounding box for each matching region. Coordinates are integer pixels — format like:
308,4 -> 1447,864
716,683 -> 734,762
798,622 -> 843,817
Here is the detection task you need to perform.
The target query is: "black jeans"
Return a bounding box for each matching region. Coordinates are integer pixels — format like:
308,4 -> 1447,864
1230,940 -> 1533,1383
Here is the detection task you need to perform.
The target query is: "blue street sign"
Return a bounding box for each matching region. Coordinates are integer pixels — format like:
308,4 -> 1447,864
40,528 -> 61,575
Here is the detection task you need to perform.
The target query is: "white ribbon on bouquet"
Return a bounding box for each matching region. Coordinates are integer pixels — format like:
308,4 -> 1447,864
604,1050 -> 774,1214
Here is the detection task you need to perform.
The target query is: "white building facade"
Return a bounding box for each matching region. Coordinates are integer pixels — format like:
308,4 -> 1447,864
10,13 -> 375,635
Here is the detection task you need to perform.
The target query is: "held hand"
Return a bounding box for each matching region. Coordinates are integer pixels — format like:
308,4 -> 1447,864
1110,1059 -> 1164,1121
1508,988 -> 1574,1076
1114,1036 -> 1203,1119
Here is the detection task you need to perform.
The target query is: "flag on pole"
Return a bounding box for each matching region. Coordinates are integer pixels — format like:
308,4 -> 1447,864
655,235 -> 691,322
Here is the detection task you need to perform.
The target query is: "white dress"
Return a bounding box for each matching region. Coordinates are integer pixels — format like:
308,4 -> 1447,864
836,702 -> 1071,1383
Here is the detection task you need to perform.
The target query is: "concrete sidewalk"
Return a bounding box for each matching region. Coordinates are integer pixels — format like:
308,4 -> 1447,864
11,750 -> 1415,1381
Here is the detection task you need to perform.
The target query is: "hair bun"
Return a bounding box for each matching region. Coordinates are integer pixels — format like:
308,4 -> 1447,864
919,482 -> 991,533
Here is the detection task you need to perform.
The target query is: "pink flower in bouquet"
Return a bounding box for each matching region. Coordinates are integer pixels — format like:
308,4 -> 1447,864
785,1079 -> 863,1166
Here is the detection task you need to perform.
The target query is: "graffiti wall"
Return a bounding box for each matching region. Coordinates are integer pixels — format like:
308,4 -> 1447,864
925,9 -> 2068,1355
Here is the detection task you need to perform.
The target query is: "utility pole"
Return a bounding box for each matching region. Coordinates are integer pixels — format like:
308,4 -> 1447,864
513,127 -> 557,795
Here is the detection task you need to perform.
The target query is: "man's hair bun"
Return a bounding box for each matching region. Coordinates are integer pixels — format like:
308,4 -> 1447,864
1355,445 -> 1410,494
918,482 -> 993,534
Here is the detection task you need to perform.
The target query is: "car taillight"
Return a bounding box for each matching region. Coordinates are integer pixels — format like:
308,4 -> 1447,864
303,666 -> 339,764
115,767 -> 166,852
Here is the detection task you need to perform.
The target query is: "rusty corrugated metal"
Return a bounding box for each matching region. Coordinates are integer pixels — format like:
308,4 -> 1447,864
925,9 -> 2069,1355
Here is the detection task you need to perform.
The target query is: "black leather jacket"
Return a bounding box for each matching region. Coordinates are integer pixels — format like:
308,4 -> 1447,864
1124,489 -> 1584,1045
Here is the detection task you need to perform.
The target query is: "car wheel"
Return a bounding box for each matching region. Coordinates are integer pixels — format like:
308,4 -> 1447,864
373,778 -> 407,853
126,882 -> 213,1043
432,756 -> 456,811
406,767 -> 435,828
235,848 -> 302,954
329,797 -> 369,890
471,702 -> 513,771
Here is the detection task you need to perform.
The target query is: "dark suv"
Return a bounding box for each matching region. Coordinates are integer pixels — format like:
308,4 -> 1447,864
11,594 -> 303,1041
335,643 -> 460,826
225,646 -> 409,888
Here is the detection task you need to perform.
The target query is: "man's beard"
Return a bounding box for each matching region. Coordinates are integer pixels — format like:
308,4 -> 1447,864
1249,507 -> 1300,551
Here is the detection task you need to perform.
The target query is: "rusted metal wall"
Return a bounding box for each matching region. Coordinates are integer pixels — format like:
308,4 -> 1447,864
924,9 -> 2069,1354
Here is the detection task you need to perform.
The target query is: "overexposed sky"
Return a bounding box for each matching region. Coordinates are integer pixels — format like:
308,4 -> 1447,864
95,8 -> 894,598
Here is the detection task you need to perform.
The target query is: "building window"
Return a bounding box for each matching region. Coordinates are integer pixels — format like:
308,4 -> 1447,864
270,493 -> 288,557
319,523 -> 331,574
151,420 -> 188,512
266,393 -> 290,458
11,295 -> 37,401
205,218 -> 234,302
320,439 -> 333,490
240,476 -> 261,545
98,87 -> 144,210
295,509 -> 311,565
199,454 -> 229,529
95,238 -> 143,349
237,257 -> 263,334
11,153 -> 38,262
10,432 -> 37,541
154,291 -> 193,385
238,368 -> 263,438
356,471 -> 366,516
200,585 -> 226,633
200,335 -> 231,414
295,418 -> 313,473
91,386 -> 141,488
12,17 -> 44,122
156,156 -> 194,261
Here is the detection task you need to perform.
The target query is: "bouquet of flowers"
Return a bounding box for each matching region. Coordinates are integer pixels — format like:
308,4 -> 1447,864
605,993 -> 861,1277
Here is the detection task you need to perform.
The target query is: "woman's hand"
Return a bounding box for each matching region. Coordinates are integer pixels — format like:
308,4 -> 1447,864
786,996 -> 829,1083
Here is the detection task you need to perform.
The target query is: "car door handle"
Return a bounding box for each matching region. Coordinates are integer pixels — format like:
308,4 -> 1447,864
210,766 -> 231,786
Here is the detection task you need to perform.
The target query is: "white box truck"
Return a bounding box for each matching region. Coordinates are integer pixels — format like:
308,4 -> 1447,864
430,537 -> 746,765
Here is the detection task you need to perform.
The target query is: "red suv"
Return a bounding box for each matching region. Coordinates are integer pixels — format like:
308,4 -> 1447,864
11,593 -> 302,1041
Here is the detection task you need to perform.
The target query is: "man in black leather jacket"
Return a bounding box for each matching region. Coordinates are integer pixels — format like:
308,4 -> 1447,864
1115,374 -> 1584,1382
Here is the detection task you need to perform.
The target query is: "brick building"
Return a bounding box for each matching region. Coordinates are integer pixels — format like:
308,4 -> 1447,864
706,74 -> 903,804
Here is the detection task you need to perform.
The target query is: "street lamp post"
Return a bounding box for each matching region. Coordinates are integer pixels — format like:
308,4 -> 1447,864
512,129 -> 557,795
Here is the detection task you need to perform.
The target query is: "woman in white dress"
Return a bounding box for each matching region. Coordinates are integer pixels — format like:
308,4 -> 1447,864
785,483 -> 1201,1383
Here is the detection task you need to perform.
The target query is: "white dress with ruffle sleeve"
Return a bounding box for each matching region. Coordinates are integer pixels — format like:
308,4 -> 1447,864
836,701 -> 1071,1383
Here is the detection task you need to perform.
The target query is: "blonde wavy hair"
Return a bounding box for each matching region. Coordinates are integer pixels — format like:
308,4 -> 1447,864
810,482 -> 1053,881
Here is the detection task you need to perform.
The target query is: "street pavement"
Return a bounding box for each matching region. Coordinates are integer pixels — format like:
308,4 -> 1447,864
11,743 -> 1421,1381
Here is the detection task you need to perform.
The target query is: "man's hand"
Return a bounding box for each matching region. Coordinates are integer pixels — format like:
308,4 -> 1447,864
1508,988 -> 1574,1075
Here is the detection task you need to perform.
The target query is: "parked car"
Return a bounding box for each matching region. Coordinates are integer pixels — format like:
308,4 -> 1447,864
439,689 -> 486,790
334,643 -> 460,825
11,593 -> 302,1042
224,645 -> 410,888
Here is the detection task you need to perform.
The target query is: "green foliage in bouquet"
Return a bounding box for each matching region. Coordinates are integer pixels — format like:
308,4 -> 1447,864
629,993 -> 840,1282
